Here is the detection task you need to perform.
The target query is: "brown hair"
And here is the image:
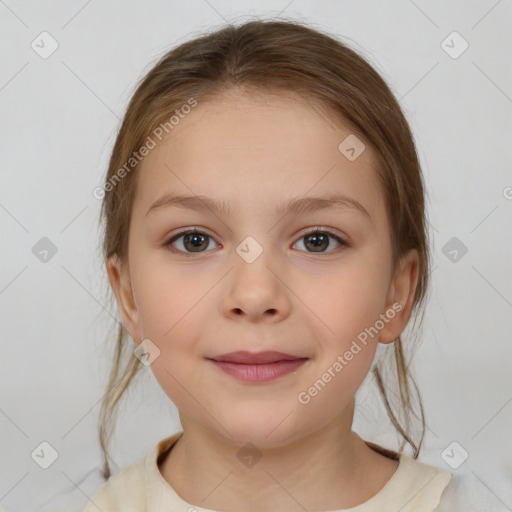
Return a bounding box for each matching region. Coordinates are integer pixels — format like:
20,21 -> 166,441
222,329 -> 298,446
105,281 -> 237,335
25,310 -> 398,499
97,18 -> 430,480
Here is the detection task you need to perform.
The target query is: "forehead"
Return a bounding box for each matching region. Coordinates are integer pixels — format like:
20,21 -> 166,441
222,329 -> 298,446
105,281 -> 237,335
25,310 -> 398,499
133,90 -> 386,223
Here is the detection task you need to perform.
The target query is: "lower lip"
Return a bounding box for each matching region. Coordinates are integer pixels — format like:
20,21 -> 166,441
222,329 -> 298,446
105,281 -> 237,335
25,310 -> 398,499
210,359 -> 308,382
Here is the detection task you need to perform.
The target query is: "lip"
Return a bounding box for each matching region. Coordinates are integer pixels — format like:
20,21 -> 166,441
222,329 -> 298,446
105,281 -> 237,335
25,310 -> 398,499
207,351 -> 308,382
209,350 -> 304,364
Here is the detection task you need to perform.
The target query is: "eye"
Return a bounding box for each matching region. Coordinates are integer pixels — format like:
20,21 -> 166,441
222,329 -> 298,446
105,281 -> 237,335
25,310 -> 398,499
293,228 -> 348,253
163,227 -> 349,255
164,228 -> 218,255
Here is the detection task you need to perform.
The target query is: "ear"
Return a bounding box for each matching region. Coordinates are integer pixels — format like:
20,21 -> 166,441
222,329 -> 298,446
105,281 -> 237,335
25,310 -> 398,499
378,249 -> 420,344
106,254 -> 141,344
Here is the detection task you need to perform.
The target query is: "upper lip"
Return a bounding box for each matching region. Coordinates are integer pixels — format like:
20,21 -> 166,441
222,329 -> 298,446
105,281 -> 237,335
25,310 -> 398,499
208,351 -> 307,364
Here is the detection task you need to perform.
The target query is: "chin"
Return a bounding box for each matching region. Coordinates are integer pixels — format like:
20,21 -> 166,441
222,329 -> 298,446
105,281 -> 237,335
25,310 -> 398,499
211,402 -> 306,448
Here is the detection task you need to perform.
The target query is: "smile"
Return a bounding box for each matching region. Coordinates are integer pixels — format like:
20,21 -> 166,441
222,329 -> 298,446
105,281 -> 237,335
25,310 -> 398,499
207,351 -> 309,383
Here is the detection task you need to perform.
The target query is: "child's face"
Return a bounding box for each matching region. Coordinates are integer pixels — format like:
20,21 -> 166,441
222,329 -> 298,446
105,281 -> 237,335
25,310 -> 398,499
109,89 -> 418,447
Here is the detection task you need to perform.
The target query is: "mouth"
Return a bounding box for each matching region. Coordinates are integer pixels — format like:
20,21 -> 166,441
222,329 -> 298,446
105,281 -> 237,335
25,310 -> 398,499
206,351 -> 309,383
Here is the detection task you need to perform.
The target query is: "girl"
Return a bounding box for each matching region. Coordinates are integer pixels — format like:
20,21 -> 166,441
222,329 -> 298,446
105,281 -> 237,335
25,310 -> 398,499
84,18 -> 475,512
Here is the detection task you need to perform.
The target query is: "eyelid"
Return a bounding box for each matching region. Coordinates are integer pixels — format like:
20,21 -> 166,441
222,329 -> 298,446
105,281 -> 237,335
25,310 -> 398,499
293,226 -> 349,251
296,226 -> 348,243
164,228 -> 219,255
163,226 -> 350,255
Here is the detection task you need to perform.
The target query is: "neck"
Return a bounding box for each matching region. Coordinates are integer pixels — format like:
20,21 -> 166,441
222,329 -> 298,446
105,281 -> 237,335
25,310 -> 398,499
159,404 -> 399,511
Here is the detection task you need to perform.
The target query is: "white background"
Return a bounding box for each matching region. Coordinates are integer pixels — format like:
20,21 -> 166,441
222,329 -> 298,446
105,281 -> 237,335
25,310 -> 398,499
1,1 -> 511,511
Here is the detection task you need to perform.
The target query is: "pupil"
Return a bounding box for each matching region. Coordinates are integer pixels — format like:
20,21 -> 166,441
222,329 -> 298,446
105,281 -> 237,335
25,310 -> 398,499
186,233 -> 207,251
307,233 -> 328,252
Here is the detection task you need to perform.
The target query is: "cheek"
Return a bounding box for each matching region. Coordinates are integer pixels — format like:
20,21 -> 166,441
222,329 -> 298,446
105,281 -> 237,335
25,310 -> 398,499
132,263 -> 208,409
299,253 -> 391,352
131,249 -> 207,339
129,251 -> 214,375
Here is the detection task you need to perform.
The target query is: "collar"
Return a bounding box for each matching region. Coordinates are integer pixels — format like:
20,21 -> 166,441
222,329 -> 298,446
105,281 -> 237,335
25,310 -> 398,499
144,432 -> 452,512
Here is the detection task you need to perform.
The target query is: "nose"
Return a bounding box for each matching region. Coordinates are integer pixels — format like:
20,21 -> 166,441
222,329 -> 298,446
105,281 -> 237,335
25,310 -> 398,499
221,246 -> 292,323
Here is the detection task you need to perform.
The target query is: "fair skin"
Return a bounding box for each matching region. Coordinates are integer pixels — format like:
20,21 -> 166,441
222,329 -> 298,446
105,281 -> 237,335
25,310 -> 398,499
107,89 -> 419,511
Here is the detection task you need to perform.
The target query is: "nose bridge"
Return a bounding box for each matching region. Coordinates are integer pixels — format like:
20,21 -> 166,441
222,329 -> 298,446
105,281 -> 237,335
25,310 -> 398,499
228,202 -> 278,262
232,232 -> 278,286
223,232 -> 289,319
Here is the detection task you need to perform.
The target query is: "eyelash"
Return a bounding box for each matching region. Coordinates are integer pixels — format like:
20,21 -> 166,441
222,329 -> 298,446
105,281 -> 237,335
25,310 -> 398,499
163,227 -> 349,256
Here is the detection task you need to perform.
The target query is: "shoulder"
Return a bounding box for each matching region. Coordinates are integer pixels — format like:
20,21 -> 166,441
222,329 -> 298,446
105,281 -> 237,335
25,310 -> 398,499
83,458 -> 146,512
82,432 -> 183,512
435,471 -> 510,511
365,440 -> 510,512
395,455 -> 453,511
363,441 -> 452,511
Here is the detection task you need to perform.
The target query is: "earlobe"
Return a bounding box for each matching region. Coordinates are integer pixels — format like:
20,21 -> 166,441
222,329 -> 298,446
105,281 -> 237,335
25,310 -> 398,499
106,254 -> 140,343
378,249 -> 420,344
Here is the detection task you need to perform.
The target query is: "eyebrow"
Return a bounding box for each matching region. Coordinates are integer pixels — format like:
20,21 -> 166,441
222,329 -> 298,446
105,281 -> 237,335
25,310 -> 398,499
145,192 -> 372,220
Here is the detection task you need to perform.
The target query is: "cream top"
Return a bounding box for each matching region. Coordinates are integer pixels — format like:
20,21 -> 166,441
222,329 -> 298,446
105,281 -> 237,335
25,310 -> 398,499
83,431 -> 454,512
